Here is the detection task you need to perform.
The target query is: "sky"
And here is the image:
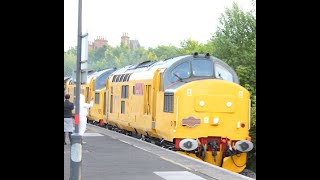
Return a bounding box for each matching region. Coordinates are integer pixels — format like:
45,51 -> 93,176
64,0 -> 254,51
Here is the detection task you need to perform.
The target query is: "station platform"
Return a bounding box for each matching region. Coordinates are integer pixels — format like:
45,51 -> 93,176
64,124 -> 254,180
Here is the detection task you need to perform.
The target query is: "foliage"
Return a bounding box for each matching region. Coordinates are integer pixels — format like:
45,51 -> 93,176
210,1 -> 256,172
64,47 -> 77,77
148,45 -> 181,59
179,38 -> 206,55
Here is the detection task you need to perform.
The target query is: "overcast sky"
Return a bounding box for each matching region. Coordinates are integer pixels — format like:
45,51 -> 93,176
64,0 -> 253,51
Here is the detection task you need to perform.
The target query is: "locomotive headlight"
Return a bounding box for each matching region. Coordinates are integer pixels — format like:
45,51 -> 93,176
235,140 -> 254,152
226,102 -> 232,107
179,139 -> 198,151
213,117 -> 219,125
199,100 -> 205,106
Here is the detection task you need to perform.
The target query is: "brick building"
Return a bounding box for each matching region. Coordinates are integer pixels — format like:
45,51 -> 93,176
88,36 -> 108,51
121,32 -> 141,50
87,33 -> 140,51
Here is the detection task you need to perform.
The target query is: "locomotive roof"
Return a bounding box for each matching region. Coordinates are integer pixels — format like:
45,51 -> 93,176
109,54 -> 239,83
88,68 -> 114,80
70,68 -> 114,83
111,55 -> 189,75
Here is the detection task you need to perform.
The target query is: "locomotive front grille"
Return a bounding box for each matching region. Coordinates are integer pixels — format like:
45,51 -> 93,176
164,93 -> 174,113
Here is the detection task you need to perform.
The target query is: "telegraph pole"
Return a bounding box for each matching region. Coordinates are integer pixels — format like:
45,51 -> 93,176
70,0 -> 82,179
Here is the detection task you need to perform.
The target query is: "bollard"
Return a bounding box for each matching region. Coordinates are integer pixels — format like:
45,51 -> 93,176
70,133 -> 82,180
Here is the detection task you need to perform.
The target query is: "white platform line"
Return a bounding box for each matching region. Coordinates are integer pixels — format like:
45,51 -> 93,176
154,171 -> 207,180
82,133 -> 104,137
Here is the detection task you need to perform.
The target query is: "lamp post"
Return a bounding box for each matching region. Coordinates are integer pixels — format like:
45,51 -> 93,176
70,0 -> 82,179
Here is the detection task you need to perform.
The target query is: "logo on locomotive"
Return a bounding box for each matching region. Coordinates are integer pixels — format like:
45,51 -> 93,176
182,116 -> 201,127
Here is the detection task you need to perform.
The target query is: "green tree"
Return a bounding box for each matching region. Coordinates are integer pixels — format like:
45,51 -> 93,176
91,60 -> 108,71
179,38 -> 206,54
210,1 -> 256,172
64,49 -> 77,76
148,45 -> 180,59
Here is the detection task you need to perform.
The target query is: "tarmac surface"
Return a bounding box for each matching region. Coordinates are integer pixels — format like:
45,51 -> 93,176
64,124 -> 254,180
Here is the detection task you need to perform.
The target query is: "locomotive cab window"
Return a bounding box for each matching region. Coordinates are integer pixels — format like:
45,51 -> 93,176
192,59 -> 213,77
170,61 -> 190,82
214,63 -> 234,82
95,71 -> 112,90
